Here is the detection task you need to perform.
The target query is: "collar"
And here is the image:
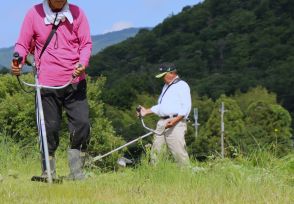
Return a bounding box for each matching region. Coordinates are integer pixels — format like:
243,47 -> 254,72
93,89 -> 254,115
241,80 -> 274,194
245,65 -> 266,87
43,0 -> 73,25
167,75 -> 179,85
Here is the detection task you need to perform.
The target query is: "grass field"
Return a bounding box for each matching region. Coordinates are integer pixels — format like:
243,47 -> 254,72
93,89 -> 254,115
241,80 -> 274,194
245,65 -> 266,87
0,151 -> 293,204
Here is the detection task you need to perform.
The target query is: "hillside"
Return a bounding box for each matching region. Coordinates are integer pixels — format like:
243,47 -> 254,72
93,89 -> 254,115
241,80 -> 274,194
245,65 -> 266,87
91,28 -> 144,54
88,0 -> 294,120
0,47 -> 13,69
0,27 -> 140,69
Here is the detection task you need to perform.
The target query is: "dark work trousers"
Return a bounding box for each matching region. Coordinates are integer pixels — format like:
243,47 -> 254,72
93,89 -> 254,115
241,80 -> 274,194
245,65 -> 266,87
40,79 -> 90,156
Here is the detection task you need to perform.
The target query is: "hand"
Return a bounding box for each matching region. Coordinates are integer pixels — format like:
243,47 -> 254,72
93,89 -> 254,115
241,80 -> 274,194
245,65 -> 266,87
11,62 -> 22,76
137,105 -> 151,117
165,118 -> 177,128
136,106 -> 142,117
73,63 -> 86,77
165,116 -> 184,128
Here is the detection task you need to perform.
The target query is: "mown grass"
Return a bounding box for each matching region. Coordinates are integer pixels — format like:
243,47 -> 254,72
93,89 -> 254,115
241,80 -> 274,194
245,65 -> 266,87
0,141 -> 293,204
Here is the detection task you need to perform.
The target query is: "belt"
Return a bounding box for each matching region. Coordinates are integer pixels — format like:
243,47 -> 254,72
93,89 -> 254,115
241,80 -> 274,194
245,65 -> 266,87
161,114 -> 178,119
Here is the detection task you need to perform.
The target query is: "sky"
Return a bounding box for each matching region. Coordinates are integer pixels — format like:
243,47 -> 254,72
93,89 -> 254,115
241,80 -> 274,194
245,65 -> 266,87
0,0 -> 201,48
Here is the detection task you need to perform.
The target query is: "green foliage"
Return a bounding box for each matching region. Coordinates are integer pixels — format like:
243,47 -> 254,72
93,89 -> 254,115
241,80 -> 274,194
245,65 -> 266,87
244,101 -> 292,156
0,74 -> 27,99
102,79 -> 137,109
0,132 -> 30,171
0,74 -> 37,148
190,88 -> 293,159
191,94 -> 215,123
86,77 -> 125,170
233,86 -> 277,112
186,94 -> 215,150
192,95 -> 245,158
0,93 -> 36,144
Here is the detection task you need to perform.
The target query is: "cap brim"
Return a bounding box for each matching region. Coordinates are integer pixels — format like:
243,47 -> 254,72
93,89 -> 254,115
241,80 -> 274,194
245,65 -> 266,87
155,72 -> 167,78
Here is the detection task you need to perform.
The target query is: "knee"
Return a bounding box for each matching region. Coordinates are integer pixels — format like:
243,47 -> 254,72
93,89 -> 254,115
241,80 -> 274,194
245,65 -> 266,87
46,120 -> 60,133
75,116 -> 90,129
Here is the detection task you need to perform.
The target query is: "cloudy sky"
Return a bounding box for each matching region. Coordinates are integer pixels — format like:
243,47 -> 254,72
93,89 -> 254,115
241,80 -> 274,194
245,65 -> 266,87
0,0 -> 201,48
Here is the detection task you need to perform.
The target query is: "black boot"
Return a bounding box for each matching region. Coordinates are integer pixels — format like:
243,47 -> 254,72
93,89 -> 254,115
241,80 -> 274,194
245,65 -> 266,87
67,149 -> 86,180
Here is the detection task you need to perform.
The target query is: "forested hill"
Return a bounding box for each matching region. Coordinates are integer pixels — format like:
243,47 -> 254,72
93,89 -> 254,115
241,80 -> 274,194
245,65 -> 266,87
88,0 -> 294,116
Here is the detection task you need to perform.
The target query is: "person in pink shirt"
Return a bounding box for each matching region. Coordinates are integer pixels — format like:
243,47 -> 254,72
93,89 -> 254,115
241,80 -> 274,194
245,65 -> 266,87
11,0 -> 92,180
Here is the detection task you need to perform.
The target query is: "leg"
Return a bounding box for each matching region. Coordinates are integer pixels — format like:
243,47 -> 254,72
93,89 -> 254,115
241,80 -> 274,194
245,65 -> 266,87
41,90 -> 62,155
64,80 -> 90,180
150,119 -> 167,165
40,89 -> 62,176
67,149 -> 86,180
165,120 -> 190,166
64,80 -> 90,151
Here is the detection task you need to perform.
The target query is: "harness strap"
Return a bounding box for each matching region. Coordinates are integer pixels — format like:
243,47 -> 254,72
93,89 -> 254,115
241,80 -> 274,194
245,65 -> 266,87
39,13 -> 60,60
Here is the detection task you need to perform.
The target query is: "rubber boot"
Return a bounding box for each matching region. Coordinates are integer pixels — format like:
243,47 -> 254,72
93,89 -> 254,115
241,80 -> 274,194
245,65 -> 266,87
67,149 -> 86,180
41,156 -> 56,179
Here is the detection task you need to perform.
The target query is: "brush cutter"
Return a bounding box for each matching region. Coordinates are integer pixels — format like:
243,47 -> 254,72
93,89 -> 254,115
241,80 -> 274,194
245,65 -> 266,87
13,52 -> 76,184
93,106 -> 166,162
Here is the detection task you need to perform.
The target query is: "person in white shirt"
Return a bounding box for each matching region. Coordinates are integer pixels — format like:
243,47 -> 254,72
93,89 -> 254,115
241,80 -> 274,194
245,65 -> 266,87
138,63 -> 191,166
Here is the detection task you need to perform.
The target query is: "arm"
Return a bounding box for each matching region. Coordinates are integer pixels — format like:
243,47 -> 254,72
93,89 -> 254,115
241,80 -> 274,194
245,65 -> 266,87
77,9 -> 92,67
178,82 -> 192,117
73,8 -> 92,77
14,9 -> 34,61
11,9 -> 35,75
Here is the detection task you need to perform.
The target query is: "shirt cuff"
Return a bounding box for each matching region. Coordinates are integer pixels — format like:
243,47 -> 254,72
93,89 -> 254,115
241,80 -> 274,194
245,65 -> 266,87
150,105 -> 159,115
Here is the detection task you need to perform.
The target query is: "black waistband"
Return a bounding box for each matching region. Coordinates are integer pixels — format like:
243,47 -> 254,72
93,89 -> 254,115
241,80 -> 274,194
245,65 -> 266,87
161,114 -> 178,119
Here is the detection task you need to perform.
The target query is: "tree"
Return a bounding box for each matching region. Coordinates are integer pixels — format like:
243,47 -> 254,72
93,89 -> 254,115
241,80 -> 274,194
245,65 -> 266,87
191,95 -> 245,158
244,101 -> 292,156
233,86 -> 277,113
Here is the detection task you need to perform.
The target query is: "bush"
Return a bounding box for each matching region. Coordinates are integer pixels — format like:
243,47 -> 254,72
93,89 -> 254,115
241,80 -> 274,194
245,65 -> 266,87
244,101 -> 292,157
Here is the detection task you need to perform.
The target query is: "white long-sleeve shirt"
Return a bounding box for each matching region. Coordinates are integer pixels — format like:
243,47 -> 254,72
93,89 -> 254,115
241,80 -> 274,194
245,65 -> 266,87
151,77 -> 192,119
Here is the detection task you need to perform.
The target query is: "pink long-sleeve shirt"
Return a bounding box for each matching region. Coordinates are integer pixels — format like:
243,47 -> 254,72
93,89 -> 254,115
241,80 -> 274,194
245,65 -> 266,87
15,3 -> 92,86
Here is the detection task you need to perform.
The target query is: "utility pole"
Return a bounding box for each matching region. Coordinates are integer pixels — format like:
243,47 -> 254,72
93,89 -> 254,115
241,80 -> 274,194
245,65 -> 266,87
193,108 -> 200,138
220,102 -> 227,159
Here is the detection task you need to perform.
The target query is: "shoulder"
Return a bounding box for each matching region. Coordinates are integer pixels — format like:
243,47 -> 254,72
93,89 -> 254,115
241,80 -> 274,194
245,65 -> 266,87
21,4 -> 44,22
177,79 -> 189,86
69,4 -> 86,19
178,80 -> 190,89
26,4 -> 44,17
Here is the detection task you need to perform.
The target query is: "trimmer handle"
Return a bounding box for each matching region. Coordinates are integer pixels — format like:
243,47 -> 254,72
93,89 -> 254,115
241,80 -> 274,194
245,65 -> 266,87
12,52 -> 23,67
136,106 -> 142,118
71,63 -> 83,78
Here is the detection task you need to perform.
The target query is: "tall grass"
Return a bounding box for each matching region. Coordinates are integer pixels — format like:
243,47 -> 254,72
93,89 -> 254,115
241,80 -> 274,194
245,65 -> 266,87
0,139 -> 293,204
0,133 -> 32,172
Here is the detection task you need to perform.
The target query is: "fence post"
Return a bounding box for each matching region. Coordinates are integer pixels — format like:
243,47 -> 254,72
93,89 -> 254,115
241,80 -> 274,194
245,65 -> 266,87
220,102 -> 226,158
194,108 -> 200,138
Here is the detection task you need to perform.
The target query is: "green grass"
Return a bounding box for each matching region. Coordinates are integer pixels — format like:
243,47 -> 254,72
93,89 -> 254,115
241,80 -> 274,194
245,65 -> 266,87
0,151 -> 293,204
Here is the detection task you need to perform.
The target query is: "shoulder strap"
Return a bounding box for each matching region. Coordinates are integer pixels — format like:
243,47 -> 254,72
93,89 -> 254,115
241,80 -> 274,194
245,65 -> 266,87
39,13 -> 60,60
39,23 -> 60,60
